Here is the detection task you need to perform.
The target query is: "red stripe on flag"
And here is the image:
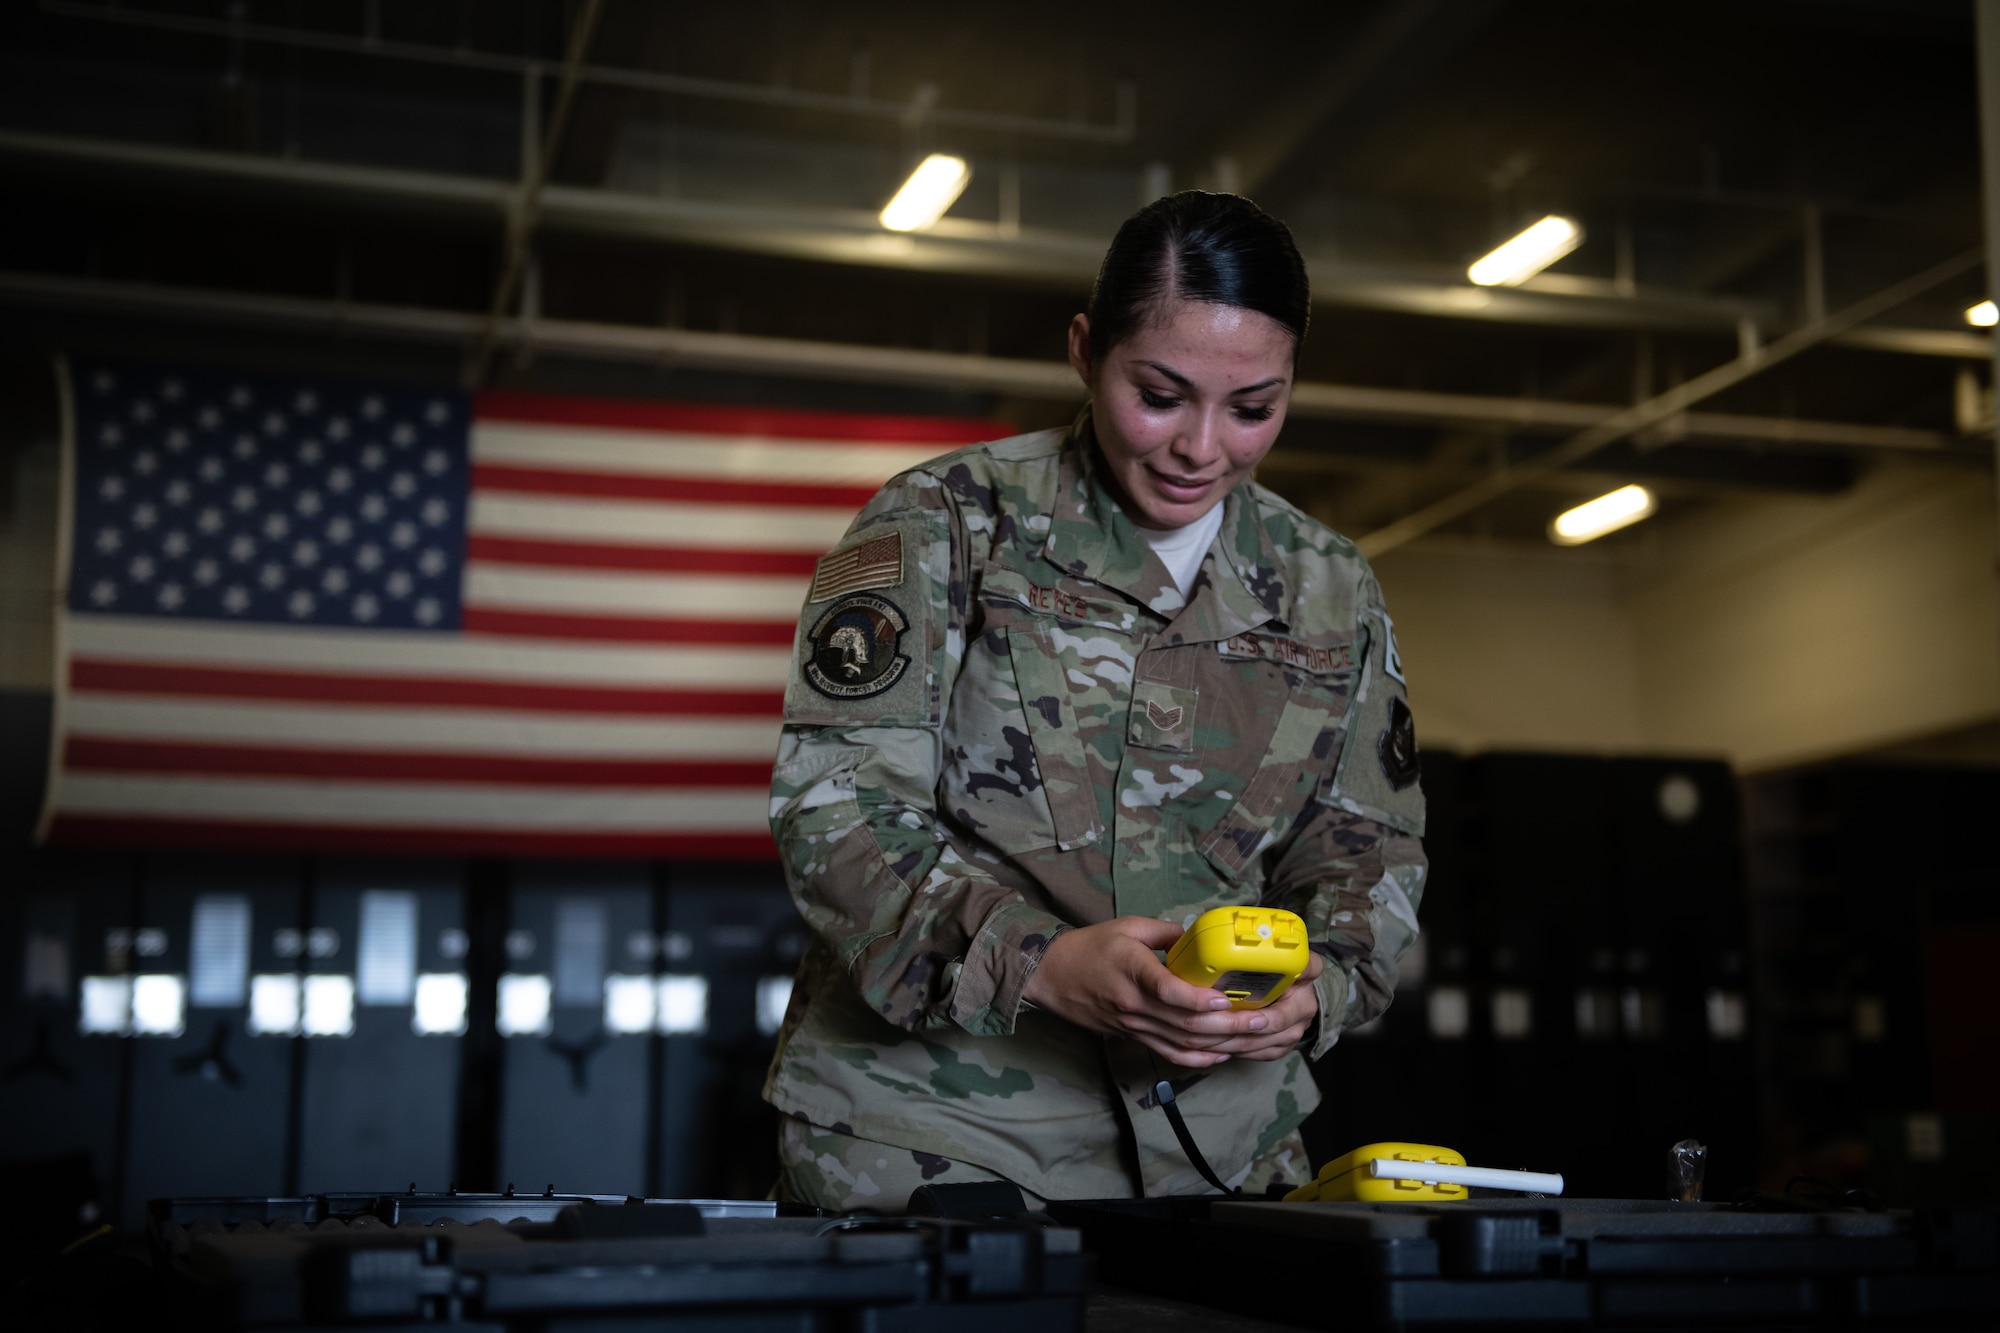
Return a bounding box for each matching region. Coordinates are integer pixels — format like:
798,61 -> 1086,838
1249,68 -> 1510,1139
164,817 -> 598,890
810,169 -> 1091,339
70,659 -> 785,715
65,738 -> 774,787
461,608 -> 798,646
467,535 -> 819,575
473,463 -> 880,509
44,815 -> 779,860
475,391 -> 1007,445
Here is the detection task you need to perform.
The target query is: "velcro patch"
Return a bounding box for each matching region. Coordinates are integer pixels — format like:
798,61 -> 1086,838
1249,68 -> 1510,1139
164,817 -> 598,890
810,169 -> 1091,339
802,593 -> 910,700
810,531 -> 902,604
1378,696 -> 1419,790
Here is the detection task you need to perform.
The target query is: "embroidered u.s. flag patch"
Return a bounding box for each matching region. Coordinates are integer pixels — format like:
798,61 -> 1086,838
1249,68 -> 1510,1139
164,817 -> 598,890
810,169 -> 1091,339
809,531 -> 903,603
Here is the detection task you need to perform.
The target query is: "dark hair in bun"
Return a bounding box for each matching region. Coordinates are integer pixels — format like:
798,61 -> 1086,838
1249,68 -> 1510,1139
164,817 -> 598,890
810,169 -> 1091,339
1085,191 -> 1310,364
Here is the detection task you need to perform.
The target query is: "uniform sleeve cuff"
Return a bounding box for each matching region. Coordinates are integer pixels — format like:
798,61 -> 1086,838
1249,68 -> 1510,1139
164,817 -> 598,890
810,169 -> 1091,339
1305,960 -> 1352,1060
947,901 -> 1071,1036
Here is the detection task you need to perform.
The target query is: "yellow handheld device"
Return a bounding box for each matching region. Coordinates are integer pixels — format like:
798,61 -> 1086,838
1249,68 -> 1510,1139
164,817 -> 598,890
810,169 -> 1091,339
1284,1142 -> 1468,1203
1164,906 -> 1308,1010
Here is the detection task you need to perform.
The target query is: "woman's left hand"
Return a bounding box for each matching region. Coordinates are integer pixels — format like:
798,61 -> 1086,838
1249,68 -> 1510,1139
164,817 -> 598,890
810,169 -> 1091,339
1214,950 -> 1325,1060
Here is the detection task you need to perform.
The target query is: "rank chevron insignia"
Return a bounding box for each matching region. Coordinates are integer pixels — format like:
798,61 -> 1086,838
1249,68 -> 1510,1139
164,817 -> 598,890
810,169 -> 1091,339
1146,700 -> 1184,731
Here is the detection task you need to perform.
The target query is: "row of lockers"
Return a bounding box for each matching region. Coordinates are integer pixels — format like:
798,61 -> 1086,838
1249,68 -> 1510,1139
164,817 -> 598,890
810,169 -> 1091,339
2,851 -> 802,1229
1309,752 -> 1762,1202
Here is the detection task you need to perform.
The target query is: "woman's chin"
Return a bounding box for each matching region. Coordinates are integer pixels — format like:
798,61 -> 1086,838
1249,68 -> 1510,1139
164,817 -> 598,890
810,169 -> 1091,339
1137,488 -> 1217,527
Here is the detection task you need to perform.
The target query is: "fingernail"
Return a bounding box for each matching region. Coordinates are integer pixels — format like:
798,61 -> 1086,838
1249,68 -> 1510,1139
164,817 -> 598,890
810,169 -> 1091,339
1208,997 -> 1232,1010
1247,1015 -> 1268,1031
1212,1054 -> 1230,1063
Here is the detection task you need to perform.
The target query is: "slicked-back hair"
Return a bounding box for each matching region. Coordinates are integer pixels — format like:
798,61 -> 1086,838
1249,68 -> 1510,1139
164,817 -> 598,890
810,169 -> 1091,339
1085,191 -> 1310,365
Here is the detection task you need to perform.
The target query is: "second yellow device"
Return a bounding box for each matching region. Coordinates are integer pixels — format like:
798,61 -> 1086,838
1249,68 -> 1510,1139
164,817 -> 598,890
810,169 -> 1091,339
1283,1142 -> 1469,1203
1165,906 -> 1309,1010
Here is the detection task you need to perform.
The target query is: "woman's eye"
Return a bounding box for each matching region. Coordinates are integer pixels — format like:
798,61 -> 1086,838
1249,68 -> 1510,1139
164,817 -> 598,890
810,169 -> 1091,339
1138,388 -> 1180,410
1234,404 -> 1277,423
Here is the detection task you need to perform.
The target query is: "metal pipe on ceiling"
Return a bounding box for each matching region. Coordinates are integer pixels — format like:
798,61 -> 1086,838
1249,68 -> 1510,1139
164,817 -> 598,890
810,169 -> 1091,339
1355,247 -> 1988,558
8,123 -> 1986,353
37,0 -> 1138,145
0,268 -> 1960,457
465,0 -> 606,388
0,127 -> 1831,339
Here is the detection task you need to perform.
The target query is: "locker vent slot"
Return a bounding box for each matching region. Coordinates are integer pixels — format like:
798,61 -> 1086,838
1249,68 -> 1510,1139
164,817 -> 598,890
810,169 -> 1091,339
554,899 -> 609,1008
190,895 -> 251,1008
357,891 -> 419,1005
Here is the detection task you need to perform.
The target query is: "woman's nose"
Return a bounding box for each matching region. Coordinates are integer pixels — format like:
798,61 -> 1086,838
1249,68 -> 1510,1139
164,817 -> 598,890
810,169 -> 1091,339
1172,411 -> 1224,466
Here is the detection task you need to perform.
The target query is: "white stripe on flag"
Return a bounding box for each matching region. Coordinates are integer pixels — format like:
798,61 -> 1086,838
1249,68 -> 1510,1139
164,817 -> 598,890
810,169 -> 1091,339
469,494 -> 857,548
65,696 -> 782,758
462,566 -> 809,619
55,773 -> 772,831
66,616 -> 795,687
473,423 -> 937,484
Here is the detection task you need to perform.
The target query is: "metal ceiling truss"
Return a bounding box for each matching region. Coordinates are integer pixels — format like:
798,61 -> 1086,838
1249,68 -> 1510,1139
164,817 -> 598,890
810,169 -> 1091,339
465,0 -> 605,388
0,268 -> 1968,464
1355,247 -> 1987,556
37,0 -> 1139,146
1,125 -> 1988,357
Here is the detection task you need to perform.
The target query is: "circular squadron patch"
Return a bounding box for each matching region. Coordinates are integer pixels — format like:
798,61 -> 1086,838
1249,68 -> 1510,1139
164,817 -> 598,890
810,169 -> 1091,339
1378,696 -> 1420,790
804,593 -> 911,700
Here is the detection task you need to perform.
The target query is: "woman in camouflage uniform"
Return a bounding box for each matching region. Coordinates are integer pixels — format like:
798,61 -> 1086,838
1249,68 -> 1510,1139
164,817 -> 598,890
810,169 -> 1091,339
766,192 -> 1428,1211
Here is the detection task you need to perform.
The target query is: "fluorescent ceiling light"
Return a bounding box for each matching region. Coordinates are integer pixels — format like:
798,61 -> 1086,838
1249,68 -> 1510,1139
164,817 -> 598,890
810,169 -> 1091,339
1966,300 -> 1998,327
1550,484 -> 1657,545
1468,216 -> 1583,287
880,154 -> 971,232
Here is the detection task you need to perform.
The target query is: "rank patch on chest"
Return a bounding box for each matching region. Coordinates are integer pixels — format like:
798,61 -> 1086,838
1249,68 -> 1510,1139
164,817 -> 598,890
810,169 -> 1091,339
809,531 -> 903,604
1379,695 -> 1420,790
1146,700 -> 1184,731
804,593 -> 911,700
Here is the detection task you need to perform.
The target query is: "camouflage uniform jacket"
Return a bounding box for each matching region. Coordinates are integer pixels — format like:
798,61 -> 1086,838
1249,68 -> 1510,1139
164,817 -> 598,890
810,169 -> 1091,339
764,416 -> 1427,1200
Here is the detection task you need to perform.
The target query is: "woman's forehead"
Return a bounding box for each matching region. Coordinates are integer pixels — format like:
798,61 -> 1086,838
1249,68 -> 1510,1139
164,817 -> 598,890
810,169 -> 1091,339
1116,300 -> 1296,376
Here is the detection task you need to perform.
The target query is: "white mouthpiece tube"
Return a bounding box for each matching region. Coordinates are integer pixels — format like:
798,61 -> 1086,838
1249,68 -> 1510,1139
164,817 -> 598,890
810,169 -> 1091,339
1367,1159 -> 1565,1195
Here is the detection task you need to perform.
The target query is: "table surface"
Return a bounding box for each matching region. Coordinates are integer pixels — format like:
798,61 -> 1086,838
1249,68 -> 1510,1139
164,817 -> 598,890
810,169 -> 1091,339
1088,1285 -> 1306,1333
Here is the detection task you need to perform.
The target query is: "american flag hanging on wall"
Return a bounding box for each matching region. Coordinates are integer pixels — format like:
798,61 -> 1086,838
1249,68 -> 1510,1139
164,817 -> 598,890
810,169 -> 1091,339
41,359 -> 1002,857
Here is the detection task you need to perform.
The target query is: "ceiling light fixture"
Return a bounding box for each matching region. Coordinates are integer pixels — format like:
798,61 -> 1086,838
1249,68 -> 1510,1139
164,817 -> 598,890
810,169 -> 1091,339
880,154 -> 971,232
1966,300 -> 1998,327
1549,484 -> 1657,546
1468,215 -> 1584,287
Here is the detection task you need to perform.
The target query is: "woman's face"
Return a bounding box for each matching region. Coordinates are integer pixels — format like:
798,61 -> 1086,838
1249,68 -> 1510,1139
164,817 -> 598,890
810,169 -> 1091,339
1068,299 -> 1295,531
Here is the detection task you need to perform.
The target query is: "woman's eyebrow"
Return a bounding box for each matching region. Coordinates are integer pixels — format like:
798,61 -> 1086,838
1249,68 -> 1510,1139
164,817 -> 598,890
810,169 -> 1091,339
1136,362 -> 1286,396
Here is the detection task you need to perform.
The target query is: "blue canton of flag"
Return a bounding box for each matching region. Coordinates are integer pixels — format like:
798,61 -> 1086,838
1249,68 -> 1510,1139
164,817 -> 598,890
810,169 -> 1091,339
67,361 -> 470,631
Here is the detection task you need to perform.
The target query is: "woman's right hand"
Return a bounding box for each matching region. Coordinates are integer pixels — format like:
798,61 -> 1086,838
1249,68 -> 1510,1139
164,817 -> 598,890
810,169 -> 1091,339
1022,916 -> 1297,1067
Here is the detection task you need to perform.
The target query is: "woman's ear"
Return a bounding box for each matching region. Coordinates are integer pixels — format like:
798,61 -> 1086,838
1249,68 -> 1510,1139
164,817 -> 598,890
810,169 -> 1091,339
1066,313 -> 1094,389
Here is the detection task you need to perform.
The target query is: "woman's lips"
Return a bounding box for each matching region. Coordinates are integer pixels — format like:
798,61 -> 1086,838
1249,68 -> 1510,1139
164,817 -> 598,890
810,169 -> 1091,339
1148,468 -> 1215,501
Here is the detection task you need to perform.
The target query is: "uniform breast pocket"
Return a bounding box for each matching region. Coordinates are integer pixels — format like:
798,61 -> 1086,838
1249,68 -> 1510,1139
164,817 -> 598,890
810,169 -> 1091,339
1193,635 -> 1360,878
939,583 -> 1127,856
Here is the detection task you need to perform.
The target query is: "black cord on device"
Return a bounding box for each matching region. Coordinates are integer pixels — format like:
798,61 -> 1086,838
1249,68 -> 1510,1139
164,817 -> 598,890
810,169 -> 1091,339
1153,1079 -> 1240,1196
